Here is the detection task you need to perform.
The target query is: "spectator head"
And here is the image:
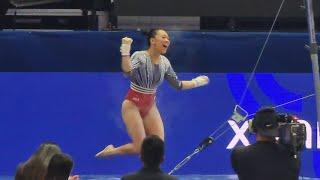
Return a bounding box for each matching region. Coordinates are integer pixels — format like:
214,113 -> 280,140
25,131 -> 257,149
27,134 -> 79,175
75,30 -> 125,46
140,135 -> 164,168
16,158 -> 46,180
252,107 -> 279,138
15,163 -> 25,180
33,142 -> 62,168
15,142 -> 62,180
46,153 -> 74,180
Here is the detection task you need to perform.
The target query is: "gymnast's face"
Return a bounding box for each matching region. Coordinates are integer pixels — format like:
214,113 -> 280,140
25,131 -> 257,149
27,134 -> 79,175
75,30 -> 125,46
150,30 -> 170,54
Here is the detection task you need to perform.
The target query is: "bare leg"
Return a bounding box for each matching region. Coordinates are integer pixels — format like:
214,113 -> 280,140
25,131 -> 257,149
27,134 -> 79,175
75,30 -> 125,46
143,104 -> 164,140
95,100 -> 146,157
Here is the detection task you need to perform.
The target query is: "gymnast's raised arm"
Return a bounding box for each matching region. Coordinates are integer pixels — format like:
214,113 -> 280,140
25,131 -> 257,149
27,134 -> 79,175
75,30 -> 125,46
120,37 -> 133,74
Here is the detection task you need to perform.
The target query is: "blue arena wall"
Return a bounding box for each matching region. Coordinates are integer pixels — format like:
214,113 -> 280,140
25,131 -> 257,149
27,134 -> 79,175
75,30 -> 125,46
0,31 -> 319,177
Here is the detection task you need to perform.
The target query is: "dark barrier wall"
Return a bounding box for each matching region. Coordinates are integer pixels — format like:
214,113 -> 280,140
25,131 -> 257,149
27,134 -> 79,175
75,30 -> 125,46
0,31 -> 319,177
0,31 -> 315,72
116,0 -> 319,17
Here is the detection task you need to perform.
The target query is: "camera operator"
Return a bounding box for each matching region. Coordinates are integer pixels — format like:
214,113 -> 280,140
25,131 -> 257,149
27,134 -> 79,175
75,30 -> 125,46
231,107 -> 301,180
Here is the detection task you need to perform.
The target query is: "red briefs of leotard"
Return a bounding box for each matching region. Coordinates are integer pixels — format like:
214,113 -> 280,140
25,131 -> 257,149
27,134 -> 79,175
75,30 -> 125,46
125,89 -> 156,118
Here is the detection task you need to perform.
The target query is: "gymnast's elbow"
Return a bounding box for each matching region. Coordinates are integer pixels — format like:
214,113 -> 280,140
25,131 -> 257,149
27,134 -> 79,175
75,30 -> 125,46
171,81 -> 183,90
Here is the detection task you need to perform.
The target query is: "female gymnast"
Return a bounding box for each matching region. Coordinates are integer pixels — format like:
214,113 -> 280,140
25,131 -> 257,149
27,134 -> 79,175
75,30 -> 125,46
96,29 -> 209,157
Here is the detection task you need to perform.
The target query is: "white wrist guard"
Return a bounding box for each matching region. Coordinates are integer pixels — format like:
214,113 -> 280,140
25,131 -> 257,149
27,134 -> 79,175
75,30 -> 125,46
193,79 -> 200,87
192,75 -> 209,87
120,44 -> 131,56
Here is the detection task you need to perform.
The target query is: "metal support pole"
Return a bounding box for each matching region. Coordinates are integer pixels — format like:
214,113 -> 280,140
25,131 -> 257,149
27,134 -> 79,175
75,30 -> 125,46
305,0 -> 320,132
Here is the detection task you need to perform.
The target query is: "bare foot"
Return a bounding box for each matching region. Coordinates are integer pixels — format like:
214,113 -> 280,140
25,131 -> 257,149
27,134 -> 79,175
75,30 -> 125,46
95,144 -> 115,158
